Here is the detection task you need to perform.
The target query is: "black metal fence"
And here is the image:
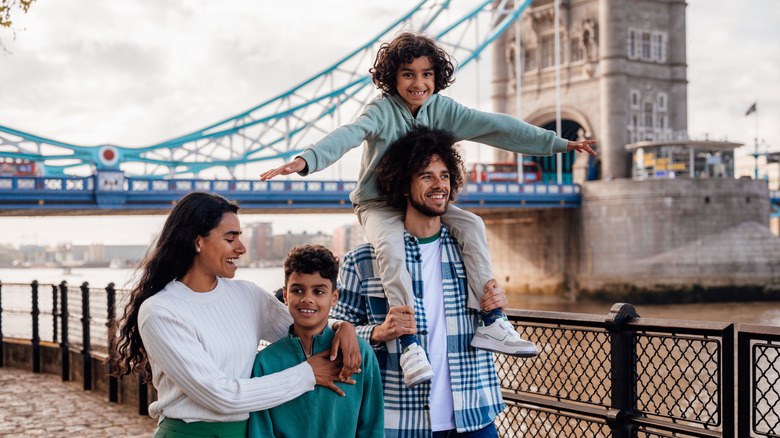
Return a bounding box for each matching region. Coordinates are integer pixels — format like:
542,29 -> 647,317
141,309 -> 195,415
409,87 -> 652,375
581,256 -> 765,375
0,280 -> 149,414
0,281 -> 779,437
496,303 -> 779,438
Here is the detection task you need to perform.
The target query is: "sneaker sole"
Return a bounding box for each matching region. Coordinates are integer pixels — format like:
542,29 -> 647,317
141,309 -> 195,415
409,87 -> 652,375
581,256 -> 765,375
405,370 -> 434,388
470,337 -> 539,357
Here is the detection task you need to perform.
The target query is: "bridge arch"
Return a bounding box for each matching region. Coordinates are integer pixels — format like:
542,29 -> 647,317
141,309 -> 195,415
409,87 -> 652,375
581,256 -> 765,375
524,107 -> 596,183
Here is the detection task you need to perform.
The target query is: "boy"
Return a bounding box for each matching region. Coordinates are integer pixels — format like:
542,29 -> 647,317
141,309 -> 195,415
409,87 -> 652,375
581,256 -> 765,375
248,245 -> 384,438
262,32 -> 596,387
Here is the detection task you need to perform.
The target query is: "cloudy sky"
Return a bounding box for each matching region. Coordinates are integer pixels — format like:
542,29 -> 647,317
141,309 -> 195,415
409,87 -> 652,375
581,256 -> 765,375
0,0 -> 778,246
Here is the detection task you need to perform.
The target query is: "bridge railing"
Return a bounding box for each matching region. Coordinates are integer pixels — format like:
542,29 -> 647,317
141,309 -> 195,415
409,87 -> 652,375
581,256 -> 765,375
2,282 -> 774,437
496,303 -> 770,438
0,175 -> 581,210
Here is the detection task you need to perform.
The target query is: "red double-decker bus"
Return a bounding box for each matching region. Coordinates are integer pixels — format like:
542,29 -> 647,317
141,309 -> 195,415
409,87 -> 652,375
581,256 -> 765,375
0,158 -> 37,177
468,161 -> 542,183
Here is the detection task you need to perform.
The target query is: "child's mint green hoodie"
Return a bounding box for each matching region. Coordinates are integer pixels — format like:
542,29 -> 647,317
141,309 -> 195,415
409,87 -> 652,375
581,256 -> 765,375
297,92 -> 569,205
248,326 -> 384,438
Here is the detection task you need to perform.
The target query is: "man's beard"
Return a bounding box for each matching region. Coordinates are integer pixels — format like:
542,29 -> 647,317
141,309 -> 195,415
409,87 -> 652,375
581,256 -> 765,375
409,192 -> 449,217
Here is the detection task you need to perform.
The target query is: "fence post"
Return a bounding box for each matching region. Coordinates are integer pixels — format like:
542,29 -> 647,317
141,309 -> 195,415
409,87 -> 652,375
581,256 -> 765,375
0,280 -> 4,368
80,282 -> 92,390
59,281 -> 69,381
52,284 -> 58,343
721,323 -> 735,435
605,302 -> 639,438
106,282 -> 118,403
139,374 -> 149,416
31,280 -> 41,373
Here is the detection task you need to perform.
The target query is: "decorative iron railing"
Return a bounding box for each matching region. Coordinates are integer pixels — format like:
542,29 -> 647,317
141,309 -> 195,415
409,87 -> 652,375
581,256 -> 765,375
1,281 -> 777,436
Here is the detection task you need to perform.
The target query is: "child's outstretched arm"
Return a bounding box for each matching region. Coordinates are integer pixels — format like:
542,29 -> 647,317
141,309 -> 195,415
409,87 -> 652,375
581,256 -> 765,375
260,156 -> 307,181
567,140 -> 598,156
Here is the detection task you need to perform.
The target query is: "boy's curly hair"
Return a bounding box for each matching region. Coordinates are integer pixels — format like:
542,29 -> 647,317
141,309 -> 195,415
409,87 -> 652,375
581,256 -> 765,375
370,32 -> 456,95
284,244 -> 339,290
375,126 -> 465,211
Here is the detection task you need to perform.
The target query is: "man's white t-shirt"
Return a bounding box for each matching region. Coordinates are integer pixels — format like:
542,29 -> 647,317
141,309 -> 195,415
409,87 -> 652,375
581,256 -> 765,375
419,233 -> 456,431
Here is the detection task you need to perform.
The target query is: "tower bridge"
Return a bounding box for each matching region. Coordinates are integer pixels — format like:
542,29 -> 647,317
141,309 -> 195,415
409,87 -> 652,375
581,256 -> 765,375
1,1 -> 779,304
0,174 -> 581,215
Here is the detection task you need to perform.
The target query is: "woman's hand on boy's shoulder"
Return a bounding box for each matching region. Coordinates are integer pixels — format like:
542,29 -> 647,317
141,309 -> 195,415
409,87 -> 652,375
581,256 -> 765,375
307,350 -> 354,397
332,321 -> 363,381
259,157 -> 307,180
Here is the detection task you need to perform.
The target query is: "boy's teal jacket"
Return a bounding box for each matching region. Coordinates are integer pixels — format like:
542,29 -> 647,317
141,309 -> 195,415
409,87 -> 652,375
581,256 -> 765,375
248,326 -> 385,438
298,92 -> 570,205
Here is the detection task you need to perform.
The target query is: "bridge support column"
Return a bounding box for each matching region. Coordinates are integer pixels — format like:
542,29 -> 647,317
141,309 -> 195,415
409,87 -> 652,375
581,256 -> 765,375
479,208 -> 580,297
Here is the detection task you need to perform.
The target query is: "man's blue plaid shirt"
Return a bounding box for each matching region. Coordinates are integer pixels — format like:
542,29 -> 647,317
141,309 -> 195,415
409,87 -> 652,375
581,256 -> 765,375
331,226 -> 504,438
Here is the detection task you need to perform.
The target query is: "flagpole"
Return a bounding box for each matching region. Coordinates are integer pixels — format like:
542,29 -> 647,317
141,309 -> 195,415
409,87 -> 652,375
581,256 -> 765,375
754,101 -> 759,179
554,0 -> 562,184
746,101 -> 759,179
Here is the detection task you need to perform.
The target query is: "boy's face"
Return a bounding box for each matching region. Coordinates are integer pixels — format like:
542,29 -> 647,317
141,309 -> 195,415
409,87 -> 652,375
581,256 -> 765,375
395,56 -> 435,115
283,271 -> 338,334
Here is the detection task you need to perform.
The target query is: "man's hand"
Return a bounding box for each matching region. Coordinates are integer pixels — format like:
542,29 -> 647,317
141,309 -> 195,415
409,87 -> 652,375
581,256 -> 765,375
332,321 -> 362,382
259,157 -> 306,181
566,140 -> 597,156
480,278 -> 508,313
306,350 -> 355,397
370,305 -> 417,344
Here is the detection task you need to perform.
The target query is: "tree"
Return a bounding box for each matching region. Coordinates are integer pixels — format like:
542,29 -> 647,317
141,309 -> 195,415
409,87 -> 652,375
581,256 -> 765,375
1,0 -> 37,53
1,0 -> 35,27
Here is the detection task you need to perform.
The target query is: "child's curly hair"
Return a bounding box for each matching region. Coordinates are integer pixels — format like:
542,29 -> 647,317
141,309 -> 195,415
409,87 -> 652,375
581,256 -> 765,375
284,244 -> 339,290
370,32 -> 456,95
375,126 -> 465,211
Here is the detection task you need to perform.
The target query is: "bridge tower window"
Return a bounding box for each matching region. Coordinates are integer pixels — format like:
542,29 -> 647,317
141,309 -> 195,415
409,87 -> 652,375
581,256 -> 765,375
644,102 -> 654,127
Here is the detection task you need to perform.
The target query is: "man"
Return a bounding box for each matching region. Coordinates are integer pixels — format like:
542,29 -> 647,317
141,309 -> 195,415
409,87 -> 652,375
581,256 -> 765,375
331,126 -> 510,438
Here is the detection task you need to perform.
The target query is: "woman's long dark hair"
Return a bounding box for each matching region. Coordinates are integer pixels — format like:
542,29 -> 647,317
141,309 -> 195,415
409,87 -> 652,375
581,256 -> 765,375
108,192 -> 239,382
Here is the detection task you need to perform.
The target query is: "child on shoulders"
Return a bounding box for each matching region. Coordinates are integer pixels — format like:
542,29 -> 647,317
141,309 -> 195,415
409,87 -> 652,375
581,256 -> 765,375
261,32 -> 596,388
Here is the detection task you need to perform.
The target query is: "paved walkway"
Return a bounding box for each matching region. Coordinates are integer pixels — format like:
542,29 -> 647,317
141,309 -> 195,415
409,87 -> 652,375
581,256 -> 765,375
0,366 -> 156,437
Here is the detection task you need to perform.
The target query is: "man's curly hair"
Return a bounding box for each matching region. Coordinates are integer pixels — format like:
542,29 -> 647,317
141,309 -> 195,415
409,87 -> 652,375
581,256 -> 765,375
284,244 -> 339,290
370,32 -> 456,96
375,126 -> 465,211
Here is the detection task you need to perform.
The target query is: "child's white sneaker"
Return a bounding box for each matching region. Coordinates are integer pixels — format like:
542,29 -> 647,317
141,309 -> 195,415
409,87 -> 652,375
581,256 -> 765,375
399,343 -> 434,388
470,316 -> 538,357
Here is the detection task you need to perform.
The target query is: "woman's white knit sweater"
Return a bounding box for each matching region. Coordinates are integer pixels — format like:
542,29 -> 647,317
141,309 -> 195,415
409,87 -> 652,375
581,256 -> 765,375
138,278 -> 315,422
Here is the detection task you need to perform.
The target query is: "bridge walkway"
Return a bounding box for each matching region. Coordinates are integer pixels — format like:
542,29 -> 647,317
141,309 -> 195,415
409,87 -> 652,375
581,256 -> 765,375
0,366 -> 156,437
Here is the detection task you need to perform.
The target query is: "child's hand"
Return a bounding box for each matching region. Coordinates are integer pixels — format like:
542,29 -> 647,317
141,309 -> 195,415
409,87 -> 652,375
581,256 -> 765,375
480,279 -> 508,313
370,305 -> 417,344
260,157 -> 306,180
332,321 -> 362,381
566,140 -> 597,156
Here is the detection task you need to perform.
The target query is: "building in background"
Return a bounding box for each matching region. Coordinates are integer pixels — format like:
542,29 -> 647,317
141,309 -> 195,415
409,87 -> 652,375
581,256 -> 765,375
245,222 -> 274,262
332,222 -> 366,259
492,0 -> 688,182
271,231 -> 333,260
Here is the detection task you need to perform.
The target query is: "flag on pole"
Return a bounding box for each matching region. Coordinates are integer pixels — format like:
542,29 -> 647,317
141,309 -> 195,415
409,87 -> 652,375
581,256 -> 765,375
745,102 -> 757,116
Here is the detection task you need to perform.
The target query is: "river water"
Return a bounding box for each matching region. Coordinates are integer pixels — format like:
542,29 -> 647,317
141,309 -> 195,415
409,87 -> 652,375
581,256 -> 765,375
1,267 -> 779,326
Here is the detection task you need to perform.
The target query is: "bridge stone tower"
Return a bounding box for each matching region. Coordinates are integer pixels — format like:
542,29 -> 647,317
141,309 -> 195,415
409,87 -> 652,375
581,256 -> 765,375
492,0 -> 688,180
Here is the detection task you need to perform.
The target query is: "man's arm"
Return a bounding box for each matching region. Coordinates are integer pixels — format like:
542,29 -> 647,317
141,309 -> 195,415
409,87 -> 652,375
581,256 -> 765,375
332,249 -> 419,346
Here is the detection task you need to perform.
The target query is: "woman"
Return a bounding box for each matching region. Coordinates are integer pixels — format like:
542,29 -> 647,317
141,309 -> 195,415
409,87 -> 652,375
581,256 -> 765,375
109,192 -> 361,437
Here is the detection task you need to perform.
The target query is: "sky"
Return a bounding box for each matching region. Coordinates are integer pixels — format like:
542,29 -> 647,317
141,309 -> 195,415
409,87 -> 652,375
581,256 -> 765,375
0,0 -> 778,246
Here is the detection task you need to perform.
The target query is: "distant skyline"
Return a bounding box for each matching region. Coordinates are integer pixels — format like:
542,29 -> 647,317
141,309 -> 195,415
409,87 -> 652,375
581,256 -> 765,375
0,0 -> 778,245
2,213 -> 357,247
